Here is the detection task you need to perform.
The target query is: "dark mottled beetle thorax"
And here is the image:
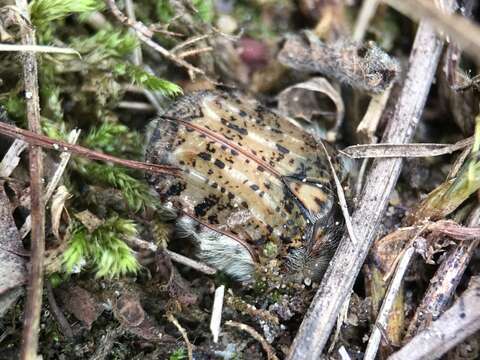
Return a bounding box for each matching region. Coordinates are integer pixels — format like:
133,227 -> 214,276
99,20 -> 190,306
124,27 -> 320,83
146,90 -> 344,283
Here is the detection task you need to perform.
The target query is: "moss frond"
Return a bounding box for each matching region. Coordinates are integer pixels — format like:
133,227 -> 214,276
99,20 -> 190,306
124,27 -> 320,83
73,29 -> 138,60
83,123 -> 142,156
192,0 -> 215,23
114,63 -> 183,96
76,162 -> 158,212
62,217 -> 140,278
29,0 -> 103,26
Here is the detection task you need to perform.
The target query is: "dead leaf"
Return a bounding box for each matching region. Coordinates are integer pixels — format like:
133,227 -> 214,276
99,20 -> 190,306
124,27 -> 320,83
74,209 -> 104,233
277,77 -> 344,141
51,185 -> 72,242
113,293 -> 172,343
57,285 -> 103,329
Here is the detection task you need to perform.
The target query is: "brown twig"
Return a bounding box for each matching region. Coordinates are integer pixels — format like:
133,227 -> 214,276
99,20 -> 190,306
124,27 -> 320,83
389,277 -> 480,360
287,3 -> 453,358
320,141 -> 358,244
20,129 -> 81,239
45,281 -> 73,339
15,1 -> 45,359
404,205 -> 480,340
105,0 -> 213,81
124,236 -> 217,275
166,314 -> 193,360
0,121 -> 180,176
225,321 -> 279,360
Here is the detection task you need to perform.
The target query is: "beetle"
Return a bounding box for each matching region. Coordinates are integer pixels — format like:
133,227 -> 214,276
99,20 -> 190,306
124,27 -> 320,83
146,89 -> 347,283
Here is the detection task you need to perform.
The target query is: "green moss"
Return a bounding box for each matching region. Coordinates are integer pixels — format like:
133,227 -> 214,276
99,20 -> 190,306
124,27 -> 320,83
62,217 -> 140,278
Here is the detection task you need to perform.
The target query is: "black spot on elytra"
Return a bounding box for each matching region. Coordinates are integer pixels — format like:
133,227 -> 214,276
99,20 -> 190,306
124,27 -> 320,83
194,196 -> 217,217
250,184 -> 259,191
228,192 -> 235,200
214,159 -> 225,169
285,200 -> 294,214
198,152 -> 212,161
165,182 -> 186,196
239,110 -> 247,117
257,166 -> 265,172
276,144 -> 290,154
241,201 -> 249,209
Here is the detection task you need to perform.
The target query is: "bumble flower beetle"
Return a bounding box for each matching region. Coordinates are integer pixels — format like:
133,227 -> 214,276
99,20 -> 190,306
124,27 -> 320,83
146,90 -> 348,283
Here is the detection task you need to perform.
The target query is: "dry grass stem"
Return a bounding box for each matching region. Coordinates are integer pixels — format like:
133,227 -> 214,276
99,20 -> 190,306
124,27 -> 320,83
225,320 -> 279,360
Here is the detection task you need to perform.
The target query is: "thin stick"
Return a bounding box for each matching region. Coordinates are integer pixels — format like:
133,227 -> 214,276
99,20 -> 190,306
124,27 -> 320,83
363,247 -> 415,360
20,130 -> 81,239
105,0 -> 211,81
166,314 -> 193,360
125,236 -> 217,275
45,281 -> 73,338
320,141 -> 358,244
124,0 -> 143,65
0,121 -> 180,176
404,205 -> 480,340
353,0 -> 380,42
225,321 -> 279,360
384,0 -> 480,65
166,249 -> 217,275
389,277 -> 480,360
287,5 -> 452,358
16,1 -> 45,358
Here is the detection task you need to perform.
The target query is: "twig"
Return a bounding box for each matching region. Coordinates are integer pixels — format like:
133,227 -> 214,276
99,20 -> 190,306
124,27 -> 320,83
404,205 -> 480,340
125,236 -> 217,275
225,321 -> 279,360
0,139 -> 27,177
105,0 -> 212,81
364,247 -> 415,360
177,47 -> 213,59
287,4 -> 452,358
20,130 -> 81,239
117,101 -> 156,112
16,1 -> 45,358
384,0 -> 480,65
166,249 -> 217,275
320,141 -> 358,244
0,121 -> 180,176
389,277 -> 480,360
124,0 -> 143,65
166,314 -> 193,360
353,0 -> 381,42
45,281 -> 73,339
341,137 -> 473,158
